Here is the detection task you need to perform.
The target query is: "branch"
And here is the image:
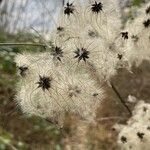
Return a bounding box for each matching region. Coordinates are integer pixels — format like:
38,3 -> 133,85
62,0 -> 65,6
0,43 -> 47,47
0,136 -> 18,150
110,82 -> 132,116
30,27 -> 51,48
97,116 -> 128,122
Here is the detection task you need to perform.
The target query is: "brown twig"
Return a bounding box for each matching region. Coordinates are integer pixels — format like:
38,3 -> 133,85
62,0 -> 65,6
0,137 -> 18,150
97,116 -> 128,122
0,43 -> 46,47
110,82 -> 132,116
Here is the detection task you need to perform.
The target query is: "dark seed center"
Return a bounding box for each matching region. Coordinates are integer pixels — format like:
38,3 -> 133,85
18,66 -> 28,77
51,46 -> 63,62
91,1 -> 103,13
37,76 -> 52,91
146,6 -> 150,14
121,136 -> 127,143
137,132 -> 144,140
121,32 -> 128,39
74,48 -> 90,63
143,19 -> 150,28
64,2 -> 75,16
57,26 -> 64,32
118,54 -> 123,60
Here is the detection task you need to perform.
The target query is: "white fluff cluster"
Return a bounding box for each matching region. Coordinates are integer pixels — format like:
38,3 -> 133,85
50,0 -> 126,82
15,52 -> 104,126
124,2 -> 150,67
14,0 -> 124,125
15,0 -> 150,126
115,100 -> 150,150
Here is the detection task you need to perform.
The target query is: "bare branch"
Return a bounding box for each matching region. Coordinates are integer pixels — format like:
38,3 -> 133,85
0,43 -> 47,47
110,82 -> 132,116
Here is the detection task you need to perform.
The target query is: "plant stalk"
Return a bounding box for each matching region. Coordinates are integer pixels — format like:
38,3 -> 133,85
0,43 -> 46,47
110,82 -> 132,116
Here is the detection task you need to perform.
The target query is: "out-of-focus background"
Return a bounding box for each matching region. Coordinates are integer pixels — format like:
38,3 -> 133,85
0,0 -> 150,149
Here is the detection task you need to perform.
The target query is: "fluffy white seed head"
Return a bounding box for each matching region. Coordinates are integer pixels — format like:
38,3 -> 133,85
117,123 -> 150,150
115,100 -> 150,150
15,1 -> 150,127
49,0 -> 126,83
124,2 -> 150,67
15,52 -> 105,126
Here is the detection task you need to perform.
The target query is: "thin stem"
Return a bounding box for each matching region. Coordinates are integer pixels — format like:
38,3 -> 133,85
62,0 -> 65,6
30,27 -> 51,49
0,43 -> 47,47
110,82 -> 132,116
45,118 -> 63,129
97,116 -> 128,122
0,137 -> 18,150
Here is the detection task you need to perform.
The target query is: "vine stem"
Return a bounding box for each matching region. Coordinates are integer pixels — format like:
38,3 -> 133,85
97,116 -> 128,122
0,43 -> 47,47
0,136 -> 18,150
110,82 -> 132,116
62,0 -> 65,6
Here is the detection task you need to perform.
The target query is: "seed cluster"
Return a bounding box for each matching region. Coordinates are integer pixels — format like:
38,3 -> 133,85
116,100 -> 150,150
15,0 -> 150,132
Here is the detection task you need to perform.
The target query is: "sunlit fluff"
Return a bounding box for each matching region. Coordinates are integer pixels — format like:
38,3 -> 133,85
15,52 -> 105,126
115,100 -> 150,150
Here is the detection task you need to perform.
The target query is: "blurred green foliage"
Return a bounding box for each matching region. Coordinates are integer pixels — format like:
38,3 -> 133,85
132,0 -> 144,6
0,30 -> 62,150
0,30 -> 48,74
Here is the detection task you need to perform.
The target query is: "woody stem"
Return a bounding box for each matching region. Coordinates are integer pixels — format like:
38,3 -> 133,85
110,82 -> 132,116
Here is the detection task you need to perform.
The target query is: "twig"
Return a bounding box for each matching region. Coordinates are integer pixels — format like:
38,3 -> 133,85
98,116 -> 128,122
30,27 -> 51,49
62,0 -> 65,6
0,137 -> 18,150
0,43 -> 47,47
110,82 -> 132,116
